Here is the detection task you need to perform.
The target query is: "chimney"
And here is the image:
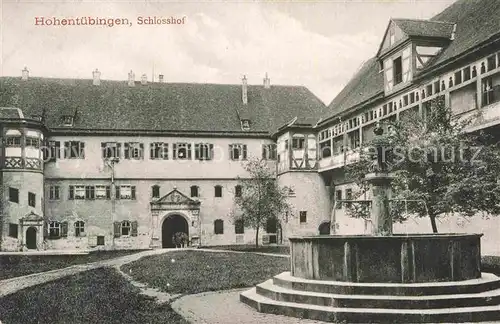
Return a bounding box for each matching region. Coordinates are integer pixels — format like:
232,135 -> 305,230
263,72 -> 270,89
128,70 -> 135,87
450,23 -> 457,40
92,68 -> 101,86
141,74 -> 147,85
21,67 -> 29,81
159,74 -> 164,83
242,75 -> 248,104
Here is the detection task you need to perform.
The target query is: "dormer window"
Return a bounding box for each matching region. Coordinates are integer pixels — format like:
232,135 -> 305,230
62,116 -> 74,126
241,119 -> 250,131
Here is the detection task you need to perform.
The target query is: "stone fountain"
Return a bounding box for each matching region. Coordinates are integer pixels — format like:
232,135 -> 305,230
241,126 -> 500,323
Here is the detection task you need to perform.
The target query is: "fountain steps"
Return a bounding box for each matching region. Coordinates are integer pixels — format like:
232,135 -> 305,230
240,272 -> 500,323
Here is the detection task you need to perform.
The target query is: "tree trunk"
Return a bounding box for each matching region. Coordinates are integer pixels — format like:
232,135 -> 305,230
255,226 -> 259,248
429,213 -> 439,233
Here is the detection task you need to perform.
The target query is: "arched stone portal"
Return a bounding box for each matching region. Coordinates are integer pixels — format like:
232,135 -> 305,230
26,227 -> 37,249
318,221 -> 331,235
162,214 -> 189,248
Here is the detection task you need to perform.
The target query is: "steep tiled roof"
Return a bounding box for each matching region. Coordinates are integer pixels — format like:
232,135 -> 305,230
393,19 -> 455,39
321,58 -> 383,120
428,0 -> 500,68
322,0 -> 500,124
0,77 -> 326,135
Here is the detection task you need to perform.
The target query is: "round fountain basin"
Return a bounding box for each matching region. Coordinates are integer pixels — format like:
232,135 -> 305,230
289,233 -> 482,283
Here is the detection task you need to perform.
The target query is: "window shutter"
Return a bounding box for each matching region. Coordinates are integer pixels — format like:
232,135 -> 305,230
106,186 -> 111,199
101,142 -> 106,158
262,145 -> 267,159
43,222 -> 48,238
131,186 -> 136,200
140,143 -> 144,159
229,145 -> 233,160
243,145 -> 247,159
187,144 -> 192,159
64,142 -> 69,158
124,143 -> 129,159
173,144 -> 177,159
115,186 -> 120,199
131,221 -> 138,237
113,221 -> 121,238
80,142 -> 85,158
69,185 -> 74,200
209,144 -> 214,160
61,221 -> 68,237
117,143 -> 121,158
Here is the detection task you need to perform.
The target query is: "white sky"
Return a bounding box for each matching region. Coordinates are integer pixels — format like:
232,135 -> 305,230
1,0 -> 456,105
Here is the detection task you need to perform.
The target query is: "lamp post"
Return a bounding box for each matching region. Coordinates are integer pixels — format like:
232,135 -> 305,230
105,157 -> 119,247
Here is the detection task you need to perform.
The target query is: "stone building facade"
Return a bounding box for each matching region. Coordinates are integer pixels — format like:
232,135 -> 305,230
1,0 -> 500,253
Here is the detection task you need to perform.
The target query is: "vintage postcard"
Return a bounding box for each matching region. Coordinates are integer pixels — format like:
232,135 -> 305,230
1,0 -> 500,323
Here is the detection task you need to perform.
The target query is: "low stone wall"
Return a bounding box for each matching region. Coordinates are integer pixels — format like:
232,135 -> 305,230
290,233 -> 482,283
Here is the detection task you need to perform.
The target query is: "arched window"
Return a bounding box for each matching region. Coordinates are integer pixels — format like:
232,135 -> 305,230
190,185 -> 199,198
152,185 -> 160,198
74,221 -> 85,237
121,221 -> 131,236
214,219 -> 224,234
49,221 -> 61,238
318,221 -> 331,235
214,185 -> 222,198
234,185 -> 242,198
234,219 -> 244,234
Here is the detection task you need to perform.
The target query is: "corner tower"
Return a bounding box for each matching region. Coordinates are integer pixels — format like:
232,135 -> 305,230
0,108 -> 46,251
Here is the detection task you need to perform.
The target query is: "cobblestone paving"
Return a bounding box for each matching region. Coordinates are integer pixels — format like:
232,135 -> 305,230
172,288 -> 326,324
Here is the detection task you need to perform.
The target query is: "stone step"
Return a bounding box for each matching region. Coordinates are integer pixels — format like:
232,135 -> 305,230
273,272 -> 500,296
240,287 -> 500,323
257,279 -> 500,309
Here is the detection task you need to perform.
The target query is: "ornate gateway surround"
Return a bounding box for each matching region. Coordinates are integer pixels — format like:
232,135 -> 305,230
19,211 -> 44,250
150,187 -> 201,247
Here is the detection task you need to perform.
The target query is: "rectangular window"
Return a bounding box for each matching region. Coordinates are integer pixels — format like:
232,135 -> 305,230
48,221 -> 61,238
117,185 -> 136,200
152,185 -> 160,198
6,136 -> 21,147
150,142 -> 168,160
28,192 -> 36,207
299,211 -> 307,223
487,55 -> 497,71
463,66 -> 471,81
45,141 -> 61,161
9,187 -> 19,203
124,142 -> 144,160
482,77 -> 499,107
101,142 -> 121,159
25,137 -> 40,148
195,143 -> 214,160
229,144 -> 247,160
262,144 -> 277,160
85,186 -> 95,200
64,141 -> 85,159
9,223 -> 18,238
403,95 -> 409,107
335,190 -> 342,209
49,186 -> 60,200
434,81 -> 441,93
426,84 -> 433,96
173,143 -> 192,160
393,56 -> 403,85
95,185 -> 110,199
346,188 -> 353,208
320,141 -> 331,158
73,185 -> 86,200
382,104 -> 387,116
214,185 -> 222,198
454,70 -> 462,85
234,219 -> 244,234
292,138 -> 305,149
97,236 -> 105,246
